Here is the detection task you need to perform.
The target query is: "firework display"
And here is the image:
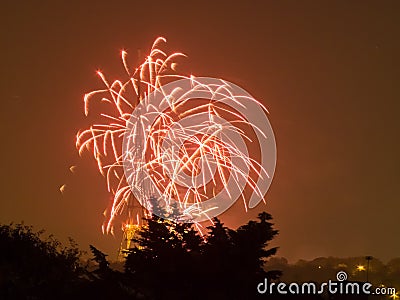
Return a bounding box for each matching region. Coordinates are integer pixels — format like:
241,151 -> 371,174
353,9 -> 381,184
76,37 -> 276,234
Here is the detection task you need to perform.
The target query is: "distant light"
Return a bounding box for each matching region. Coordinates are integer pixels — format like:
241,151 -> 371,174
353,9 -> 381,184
357,265 -> 366,271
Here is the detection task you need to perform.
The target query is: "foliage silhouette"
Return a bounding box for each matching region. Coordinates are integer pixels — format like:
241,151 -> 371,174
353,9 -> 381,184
124,207 -> 281,299
0,223 -> 85,299
89,244 -> 110,277
0,210 -> 283,299
202,212 -> 281,299
125,201 -> 203,299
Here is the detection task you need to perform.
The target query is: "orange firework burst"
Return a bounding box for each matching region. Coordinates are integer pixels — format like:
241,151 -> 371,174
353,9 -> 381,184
76,37 -> 276,234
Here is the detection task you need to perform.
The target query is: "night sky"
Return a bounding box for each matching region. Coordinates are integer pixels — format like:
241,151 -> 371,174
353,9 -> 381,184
1,1 -> 399,262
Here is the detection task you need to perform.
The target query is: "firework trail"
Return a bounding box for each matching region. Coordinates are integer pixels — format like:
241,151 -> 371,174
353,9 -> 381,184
76,37 -> 276,234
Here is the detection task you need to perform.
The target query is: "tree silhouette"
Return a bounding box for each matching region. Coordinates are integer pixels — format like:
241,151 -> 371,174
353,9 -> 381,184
124,210 -> 281,299
199,218 -> 235,299
89,245 -> 111,278
83,245 -> 138,300
0,223 -> 85,299
125,201 -> 203,299
200,213 -> 280,299
231,212 -> 281,298
0,210 -> 282,299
